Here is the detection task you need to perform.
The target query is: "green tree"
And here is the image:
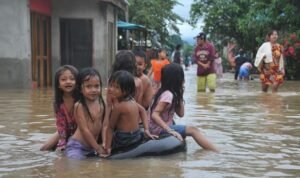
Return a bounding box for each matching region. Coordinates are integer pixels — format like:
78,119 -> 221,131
127,0 -> 184,45
182,42 -> 194,57
166,34 -> 183,52
189,0 -> 300,54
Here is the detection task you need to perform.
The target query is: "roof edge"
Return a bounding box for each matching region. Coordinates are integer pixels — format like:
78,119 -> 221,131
99,0 -> 128,11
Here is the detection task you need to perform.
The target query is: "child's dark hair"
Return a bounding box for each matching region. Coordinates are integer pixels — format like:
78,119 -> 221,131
111,50 -> 136,75
152,48 -> 166,59
54,65 -> 79,113
151,63 -> 184,113
109,70 -> 135,101
76,68 -> 105,122
133,49 -> 146,61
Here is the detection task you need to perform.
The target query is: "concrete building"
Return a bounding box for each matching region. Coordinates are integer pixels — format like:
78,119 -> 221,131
0,0 -> 127,88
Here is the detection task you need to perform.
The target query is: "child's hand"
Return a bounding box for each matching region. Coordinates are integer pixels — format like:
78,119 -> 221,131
56,145 -> 66,151
106,88 -> 118,107
144,130 -> 158,140
99,148 -> 111,158
169,130 -> 183,141
56,139 -> 66,151
105,89 -> 113,107
40,143 -> 53,151
98,145 -> 111,158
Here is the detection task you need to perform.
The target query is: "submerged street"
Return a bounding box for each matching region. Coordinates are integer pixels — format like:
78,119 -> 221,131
0,65 -> 299,177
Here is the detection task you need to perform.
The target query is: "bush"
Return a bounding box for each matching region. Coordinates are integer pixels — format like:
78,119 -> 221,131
282,31 -> 300,80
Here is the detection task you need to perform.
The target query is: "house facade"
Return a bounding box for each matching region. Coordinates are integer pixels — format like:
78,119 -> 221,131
0,0 -> 127,88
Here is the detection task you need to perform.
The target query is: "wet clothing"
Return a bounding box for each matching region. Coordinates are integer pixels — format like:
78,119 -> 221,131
65,138 -> 97,160
255,42 -> 284,85
259,63 -> 284,85
148,90 -> 175,135
160,125 -> 186,138
197,74 -> 216,92
194,42 -> 217,92
55,103 -> 77,148
148,90 -> 187,137
238,62 -> 252,79
194,42 -> 216,76
112,129 -> 143,149
234,54 -> 250,80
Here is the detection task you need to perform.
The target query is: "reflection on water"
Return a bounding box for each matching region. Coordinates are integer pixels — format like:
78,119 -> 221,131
0,66 -> 300,177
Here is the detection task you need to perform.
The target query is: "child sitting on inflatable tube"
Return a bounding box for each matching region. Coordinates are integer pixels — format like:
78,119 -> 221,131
40,65 -> 79,151
148,63 -> 218,152
102,70 -> 157,156
65,68 -> 106,159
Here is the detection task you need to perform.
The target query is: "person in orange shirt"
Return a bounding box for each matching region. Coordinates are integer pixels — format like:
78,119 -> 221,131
147,48 -> 170,92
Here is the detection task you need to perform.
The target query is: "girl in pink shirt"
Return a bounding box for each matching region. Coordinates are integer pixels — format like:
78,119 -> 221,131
148,63 -> 218,152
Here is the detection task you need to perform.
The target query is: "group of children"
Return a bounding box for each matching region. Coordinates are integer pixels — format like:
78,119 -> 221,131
40,49 -> 218,160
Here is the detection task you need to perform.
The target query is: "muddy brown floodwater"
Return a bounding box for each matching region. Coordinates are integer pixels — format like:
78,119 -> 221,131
0,65 -> 299,177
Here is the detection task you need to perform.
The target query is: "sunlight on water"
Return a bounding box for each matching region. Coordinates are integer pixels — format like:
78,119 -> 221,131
0,65 -> 299,177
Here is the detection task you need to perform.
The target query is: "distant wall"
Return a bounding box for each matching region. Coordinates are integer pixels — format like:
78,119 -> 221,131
0,0 -> 31,88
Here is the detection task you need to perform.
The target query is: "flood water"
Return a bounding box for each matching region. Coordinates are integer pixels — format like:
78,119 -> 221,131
0,65 -> 299,177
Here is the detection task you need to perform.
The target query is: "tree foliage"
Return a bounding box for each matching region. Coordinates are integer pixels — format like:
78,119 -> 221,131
190,0 -> 300,54
182,42 -> 194,57
127,0 -> 184,45
166,34 -> 183,51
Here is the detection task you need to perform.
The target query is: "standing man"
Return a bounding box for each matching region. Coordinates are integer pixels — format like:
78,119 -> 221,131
194,32 -> 216,92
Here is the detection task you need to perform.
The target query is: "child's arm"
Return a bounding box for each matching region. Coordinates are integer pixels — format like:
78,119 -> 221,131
142,77 -> 154,109
135,78 -> 144,105
103,103 -> 121,155
152,102 -> 183,141
102,91 -> 114,147
55,111 -> 68,150
175,99 -> 184,117
100,106 -> 112,157
75,103 -> 101,154
197,60 -> 210,69
147,66 -> 153,78
40,131 -> 59,151
137,103 -> 157,139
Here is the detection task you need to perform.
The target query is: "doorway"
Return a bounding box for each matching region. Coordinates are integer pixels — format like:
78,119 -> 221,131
60,19 -> 93,71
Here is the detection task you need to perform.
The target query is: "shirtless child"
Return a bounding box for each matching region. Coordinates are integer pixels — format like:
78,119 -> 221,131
133,49 -> 154,109
103,70 -> 156,156
65,68 -> 106,159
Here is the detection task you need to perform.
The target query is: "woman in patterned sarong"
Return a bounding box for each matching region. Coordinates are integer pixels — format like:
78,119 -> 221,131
255,30 -> 285,92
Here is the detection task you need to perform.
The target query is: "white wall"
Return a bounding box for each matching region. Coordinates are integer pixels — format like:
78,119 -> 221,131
0,0 -> 31,88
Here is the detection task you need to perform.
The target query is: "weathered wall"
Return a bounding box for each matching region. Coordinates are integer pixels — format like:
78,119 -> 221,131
51,0 -> 117,86
0,0 -> 31,88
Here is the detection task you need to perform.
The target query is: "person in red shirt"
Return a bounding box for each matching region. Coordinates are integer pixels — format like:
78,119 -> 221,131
193,32 -> 217,92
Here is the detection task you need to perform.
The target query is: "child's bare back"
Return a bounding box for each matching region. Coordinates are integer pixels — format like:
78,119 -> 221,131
139,74 -> 153,108
112,99 -> 140,132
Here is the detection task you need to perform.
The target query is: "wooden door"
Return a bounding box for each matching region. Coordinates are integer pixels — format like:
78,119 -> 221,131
30,12 -> 51,87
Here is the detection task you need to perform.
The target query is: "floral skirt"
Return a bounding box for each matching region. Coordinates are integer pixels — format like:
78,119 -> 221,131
260,64 -> 284,85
